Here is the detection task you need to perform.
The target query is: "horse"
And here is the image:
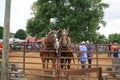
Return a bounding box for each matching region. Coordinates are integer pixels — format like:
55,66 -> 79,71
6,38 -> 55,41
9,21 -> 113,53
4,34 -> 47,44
40,29 -> 59,69
59,29 -> 71,50
58,29 -> 74,70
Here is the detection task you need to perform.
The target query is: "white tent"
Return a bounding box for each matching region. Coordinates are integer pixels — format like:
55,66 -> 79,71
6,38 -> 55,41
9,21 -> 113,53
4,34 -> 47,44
9,38 -> 23,44
0,39 -> 3,42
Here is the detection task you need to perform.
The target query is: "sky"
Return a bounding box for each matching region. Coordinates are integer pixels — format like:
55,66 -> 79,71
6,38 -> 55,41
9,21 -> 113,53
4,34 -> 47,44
0,0 -> 120,37
99,0 -> 120,37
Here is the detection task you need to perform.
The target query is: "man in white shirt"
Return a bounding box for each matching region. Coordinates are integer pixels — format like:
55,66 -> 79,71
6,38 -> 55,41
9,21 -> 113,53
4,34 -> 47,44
78,41 -> 87,69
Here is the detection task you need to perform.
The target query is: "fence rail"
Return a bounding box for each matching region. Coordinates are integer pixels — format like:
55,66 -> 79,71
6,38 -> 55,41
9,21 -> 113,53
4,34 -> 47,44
1,44 -> 120,80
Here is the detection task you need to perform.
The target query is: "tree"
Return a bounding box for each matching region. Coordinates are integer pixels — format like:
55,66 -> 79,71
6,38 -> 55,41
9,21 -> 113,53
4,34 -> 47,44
10,33 -> 14,38
109,33 -> 120,44
0,26 -> 3,39
98,35 -> 106,44
14,29 -> 27,39
26,0 -> 109,43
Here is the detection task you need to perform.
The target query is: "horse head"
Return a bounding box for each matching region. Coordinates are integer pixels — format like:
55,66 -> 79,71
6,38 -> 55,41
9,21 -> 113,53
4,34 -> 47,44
45,29 -> 60,50
58,28 -> 68,37
59,29 -> 71,49
48,29 -> 58,41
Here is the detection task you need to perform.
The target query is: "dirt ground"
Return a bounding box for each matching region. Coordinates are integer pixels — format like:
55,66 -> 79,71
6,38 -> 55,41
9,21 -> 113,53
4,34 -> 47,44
1,51 -> 118,80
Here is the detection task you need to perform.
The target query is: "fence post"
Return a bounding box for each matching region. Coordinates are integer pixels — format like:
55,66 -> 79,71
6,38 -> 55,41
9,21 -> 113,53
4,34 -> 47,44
95,44 -> 99,67
57,51 -> 61,80
23,44 -> 26,74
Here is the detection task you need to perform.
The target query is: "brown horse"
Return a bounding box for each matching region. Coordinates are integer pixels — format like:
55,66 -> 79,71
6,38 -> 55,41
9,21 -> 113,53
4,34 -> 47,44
59,29 -> 74,70
40,29 -> 59,69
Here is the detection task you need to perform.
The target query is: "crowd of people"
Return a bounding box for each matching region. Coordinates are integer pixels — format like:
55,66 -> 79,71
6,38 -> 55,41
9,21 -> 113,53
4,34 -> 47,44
108,42 -> 119,58
77,40 -> 93,69
77,40 -> 120,69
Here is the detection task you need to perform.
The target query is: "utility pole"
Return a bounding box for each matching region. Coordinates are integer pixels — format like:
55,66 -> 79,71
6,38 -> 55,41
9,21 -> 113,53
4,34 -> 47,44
1,0 -> 11,80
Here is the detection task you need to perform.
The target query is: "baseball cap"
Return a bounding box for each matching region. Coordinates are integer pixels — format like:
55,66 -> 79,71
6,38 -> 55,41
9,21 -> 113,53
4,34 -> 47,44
81,41 -> 85,44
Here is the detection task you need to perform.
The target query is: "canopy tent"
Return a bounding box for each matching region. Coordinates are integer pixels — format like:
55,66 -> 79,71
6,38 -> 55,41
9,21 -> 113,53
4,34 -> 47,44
36,37 -> 46,43
22,36 -> 36,43
0,39 -> 3,42
9,38 -> 24,44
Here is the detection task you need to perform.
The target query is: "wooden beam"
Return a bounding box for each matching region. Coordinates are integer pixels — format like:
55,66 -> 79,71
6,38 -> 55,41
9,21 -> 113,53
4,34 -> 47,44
1,0 -> 11,80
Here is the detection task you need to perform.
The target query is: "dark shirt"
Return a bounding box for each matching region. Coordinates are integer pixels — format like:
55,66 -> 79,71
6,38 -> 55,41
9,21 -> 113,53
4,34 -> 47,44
113,49 -> 118,58
86,44 -> 93,57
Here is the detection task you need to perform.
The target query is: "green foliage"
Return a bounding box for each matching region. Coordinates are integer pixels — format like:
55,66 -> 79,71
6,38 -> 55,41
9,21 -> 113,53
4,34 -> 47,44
26,0 -> 109,43
109,33 -> 120,44
14,29 -> 27,39
10,33 -> 15,38
0,26 -> 3,39
97,34 -> 106,44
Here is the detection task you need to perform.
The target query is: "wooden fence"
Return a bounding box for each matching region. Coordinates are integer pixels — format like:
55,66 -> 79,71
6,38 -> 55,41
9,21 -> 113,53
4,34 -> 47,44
1,44 -> 120,80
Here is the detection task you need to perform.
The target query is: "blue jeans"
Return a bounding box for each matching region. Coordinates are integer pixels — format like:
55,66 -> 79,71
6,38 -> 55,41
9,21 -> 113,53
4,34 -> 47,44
108,50 -> 112,57
88,56 -> 92,68
80,61 -> 86,69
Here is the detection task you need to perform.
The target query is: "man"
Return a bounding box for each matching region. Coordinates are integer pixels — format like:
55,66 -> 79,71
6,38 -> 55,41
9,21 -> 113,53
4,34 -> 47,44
86,40 -> 93,68
108,42 -> 112,58
78,41 -> 87,69
110,42 -> 119,66
111,42 -> 119,58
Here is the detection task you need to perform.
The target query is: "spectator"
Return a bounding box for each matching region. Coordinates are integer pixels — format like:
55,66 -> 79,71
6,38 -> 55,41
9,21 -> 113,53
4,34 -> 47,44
111,42 -> 119,58
86,40 -> 93,68
78,41 -> 87,69
110,42 -> 119,65
108,42 -> 112,58
75,44 -> 79,51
